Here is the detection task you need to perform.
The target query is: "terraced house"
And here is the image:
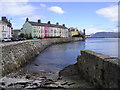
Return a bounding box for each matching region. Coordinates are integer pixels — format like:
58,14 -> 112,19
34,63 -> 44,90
0,17 -> 12,39
68,27 -> 80,37
21,18 -> 69,38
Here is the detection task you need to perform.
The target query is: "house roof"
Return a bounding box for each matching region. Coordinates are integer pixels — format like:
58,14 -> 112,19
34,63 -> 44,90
1,17 -> 12,27
28,21 -> 68,29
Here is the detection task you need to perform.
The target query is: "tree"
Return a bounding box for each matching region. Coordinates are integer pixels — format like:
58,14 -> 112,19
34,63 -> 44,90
28,33 -> 32,39
24,34 -> 29,39
19,33 -> 24,38
12,34 -> 15,38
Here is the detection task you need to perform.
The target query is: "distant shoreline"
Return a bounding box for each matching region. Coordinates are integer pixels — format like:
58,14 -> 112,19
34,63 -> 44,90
86,37 -> 120,38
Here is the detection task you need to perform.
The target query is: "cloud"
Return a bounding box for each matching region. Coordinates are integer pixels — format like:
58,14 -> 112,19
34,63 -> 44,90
96,5 -> 118,24
40,4 -> 46,7
1,0 -> 29,2
80,24 -> 101,28
49,6 -> 65,14
86,28 -> 117,35
1,0 -> 36,16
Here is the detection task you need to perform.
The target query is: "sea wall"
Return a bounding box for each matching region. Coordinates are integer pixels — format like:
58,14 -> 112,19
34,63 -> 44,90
77,50 -> 120,88
0,37 -> 83,77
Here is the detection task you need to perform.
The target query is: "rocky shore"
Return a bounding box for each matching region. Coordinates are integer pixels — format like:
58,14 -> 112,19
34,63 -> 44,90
0,63 -> 94,89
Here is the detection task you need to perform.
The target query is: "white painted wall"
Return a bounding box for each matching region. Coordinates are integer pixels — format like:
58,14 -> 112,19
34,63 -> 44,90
0,22 -> 2,38
0,21 -> 12,38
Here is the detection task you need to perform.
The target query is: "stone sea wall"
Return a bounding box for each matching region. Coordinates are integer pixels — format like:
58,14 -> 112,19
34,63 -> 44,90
77,50 -> 120,88
0,37 -> 83,77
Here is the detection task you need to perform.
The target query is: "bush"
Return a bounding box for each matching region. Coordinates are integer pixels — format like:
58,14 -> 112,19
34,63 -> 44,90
19,33 -> 24,38
33,36 -> 38,38
24,34 -> 29,39
45,36 -> 61,38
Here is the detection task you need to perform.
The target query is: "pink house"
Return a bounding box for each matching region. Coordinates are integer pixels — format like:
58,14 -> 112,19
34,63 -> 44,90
44,25 -> 50,37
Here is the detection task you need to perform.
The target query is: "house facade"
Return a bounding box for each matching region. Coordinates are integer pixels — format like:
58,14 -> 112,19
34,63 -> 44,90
12,29 -> 21,37
0,17 -> 12,39
21,18 -> 69,38
68,27 -> 79,37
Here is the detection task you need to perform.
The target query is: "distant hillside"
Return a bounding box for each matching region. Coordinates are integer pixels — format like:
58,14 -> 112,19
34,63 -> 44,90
91,32 -> 119,38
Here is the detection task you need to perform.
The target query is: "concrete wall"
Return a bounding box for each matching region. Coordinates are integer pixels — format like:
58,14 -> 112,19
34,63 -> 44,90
0,37 -> 83,77
77,50 -> 120,88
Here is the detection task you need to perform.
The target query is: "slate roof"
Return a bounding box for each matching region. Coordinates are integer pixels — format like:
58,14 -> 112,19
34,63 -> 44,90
1,17 -> 12,27
28,21 -> 68,29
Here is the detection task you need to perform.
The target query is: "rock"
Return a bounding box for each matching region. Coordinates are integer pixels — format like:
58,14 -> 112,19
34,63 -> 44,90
8,84 -> 25,88
0,82 -> 5,86
61,82 -> 68,85
25,75 -> 31,79
44,84 -> 62,88
67,82 -> 75,86
25,85 -> 40,89
47,79 -> 54,82
0,85 -> 6,89
40,76 -> 47,79
1,78 -> 32,87
57,77 -> 62,80
32,80 -> 41,86
16,80 -> 31,85
44,82 -> 53,85
34,64 -> 39,66
59,63 -> 79,77
0,81 -> 6,88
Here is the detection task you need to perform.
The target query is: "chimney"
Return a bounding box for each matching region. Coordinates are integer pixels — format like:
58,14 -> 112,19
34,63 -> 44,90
56,22 -> 59,25
26,18 -> 29,22
83,29 -> 86,36
63,24 -> 65,27
48,21 -> 51,24
2,17 -> 7,22
38,19 -> 41,23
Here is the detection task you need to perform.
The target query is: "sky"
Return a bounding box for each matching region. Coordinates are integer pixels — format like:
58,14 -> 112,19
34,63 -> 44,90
0,0 -> 119,35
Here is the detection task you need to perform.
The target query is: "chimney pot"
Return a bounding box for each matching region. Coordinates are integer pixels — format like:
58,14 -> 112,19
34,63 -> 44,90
38,19 -> 41,23
63,24 -> 65,27
2,17 -> 7,22
48,21 -> 51,24
56,22 -> 59,25
26,18 -> 29,22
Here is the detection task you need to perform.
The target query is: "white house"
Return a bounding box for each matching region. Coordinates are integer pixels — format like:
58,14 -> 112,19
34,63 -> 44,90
0,17 -> 12,39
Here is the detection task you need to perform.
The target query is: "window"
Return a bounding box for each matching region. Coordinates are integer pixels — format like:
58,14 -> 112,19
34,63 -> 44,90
34,30 -> 36,33
3,26 -> 4,31
54,30 -> 56,33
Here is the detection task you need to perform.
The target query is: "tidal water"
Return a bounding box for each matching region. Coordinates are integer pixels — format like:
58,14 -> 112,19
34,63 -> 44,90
23,38 -> 119,75
85,38 -> 119,58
